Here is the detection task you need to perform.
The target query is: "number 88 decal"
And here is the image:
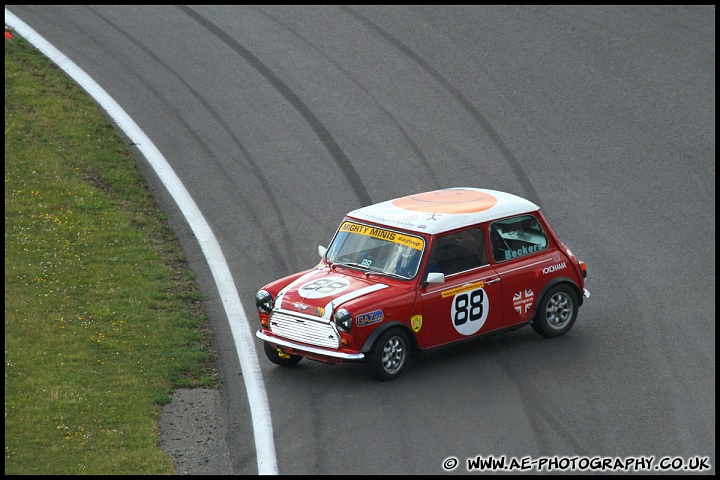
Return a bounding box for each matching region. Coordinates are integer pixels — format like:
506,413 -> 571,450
451,288 -> 489,335
298,277 -> 350,299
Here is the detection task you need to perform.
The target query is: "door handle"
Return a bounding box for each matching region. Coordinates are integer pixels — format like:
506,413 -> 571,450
484,278 -> 500,284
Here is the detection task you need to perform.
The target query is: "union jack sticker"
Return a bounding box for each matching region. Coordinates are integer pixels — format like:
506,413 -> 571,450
513,289 -> 534,315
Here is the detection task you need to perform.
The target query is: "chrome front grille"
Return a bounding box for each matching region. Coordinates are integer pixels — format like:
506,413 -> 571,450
268,309 -> 340,349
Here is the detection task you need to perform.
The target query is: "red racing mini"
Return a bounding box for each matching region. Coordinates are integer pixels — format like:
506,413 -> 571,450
255,187 -> 589,381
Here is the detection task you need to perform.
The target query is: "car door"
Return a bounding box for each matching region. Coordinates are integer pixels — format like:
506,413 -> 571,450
418,228 -> 503,348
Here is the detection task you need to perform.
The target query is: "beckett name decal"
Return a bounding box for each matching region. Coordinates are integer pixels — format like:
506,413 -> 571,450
504,244 -> 541,259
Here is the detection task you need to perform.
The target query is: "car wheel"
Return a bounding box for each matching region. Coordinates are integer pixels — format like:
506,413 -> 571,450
531,284 -> 578,338
263,341 -> 303,367
366,329 -> 410,381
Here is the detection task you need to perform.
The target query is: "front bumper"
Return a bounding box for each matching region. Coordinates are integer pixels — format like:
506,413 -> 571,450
256,330 -> 365,362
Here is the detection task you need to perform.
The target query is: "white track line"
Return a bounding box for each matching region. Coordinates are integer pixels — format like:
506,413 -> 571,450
5,9 -> 278,475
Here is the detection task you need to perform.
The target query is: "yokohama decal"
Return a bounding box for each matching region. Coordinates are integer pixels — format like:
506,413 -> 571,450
535,261 -> 567,277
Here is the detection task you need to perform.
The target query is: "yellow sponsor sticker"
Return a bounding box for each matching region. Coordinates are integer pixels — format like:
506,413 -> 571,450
339,222 -> 424,251
441,281 -> 485,298
411,315 -> 423,332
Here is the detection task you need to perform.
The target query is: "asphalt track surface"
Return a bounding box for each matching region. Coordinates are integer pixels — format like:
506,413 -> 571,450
6,5 -> 715,475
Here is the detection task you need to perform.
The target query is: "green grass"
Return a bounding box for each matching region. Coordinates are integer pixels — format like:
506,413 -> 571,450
5,32 -> 219,474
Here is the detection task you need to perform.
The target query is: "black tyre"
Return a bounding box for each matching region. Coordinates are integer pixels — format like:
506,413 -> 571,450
365,329 -> 410,381
531,284 -> 578,338
264,341 -> 303,367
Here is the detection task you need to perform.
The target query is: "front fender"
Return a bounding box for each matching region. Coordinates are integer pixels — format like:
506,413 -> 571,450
360,320 -> 418,354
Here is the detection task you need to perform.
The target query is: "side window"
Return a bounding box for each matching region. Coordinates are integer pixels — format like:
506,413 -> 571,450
489,215 -> 548,263
426,228 -> 488,277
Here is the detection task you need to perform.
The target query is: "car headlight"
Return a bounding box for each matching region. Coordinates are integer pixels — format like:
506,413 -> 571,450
334,308 -> 352,332
255,289 -> 273,313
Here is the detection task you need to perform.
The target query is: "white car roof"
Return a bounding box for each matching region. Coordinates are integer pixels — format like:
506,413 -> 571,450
347,187 -> 539,235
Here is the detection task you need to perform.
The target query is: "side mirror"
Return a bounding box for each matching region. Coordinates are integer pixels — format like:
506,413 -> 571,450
426,272 -> 445,284
318,245 -> 327,258
421,271 -> 445,288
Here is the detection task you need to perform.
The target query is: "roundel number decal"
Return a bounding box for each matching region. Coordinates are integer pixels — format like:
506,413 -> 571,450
451,288 -> 489,335
298,277 -> 350,299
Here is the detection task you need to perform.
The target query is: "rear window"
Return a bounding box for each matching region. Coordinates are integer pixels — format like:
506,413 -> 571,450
489,215 -> 548,262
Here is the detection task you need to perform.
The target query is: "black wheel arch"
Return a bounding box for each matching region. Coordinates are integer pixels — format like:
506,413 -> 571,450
360,320 -> 419,356
531,276 -> 583,318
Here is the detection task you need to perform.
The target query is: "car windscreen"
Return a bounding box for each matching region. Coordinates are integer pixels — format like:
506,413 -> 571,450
325,221 -> 425,279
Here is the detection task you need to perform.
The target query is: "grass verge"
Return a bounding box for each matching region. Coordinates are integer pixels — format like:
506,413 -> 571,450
5,30 -> 218,474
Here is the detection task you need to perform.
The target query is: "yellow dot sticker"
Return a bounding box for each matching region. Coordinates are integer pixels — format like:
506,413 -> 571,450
411,315 -> 423,332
